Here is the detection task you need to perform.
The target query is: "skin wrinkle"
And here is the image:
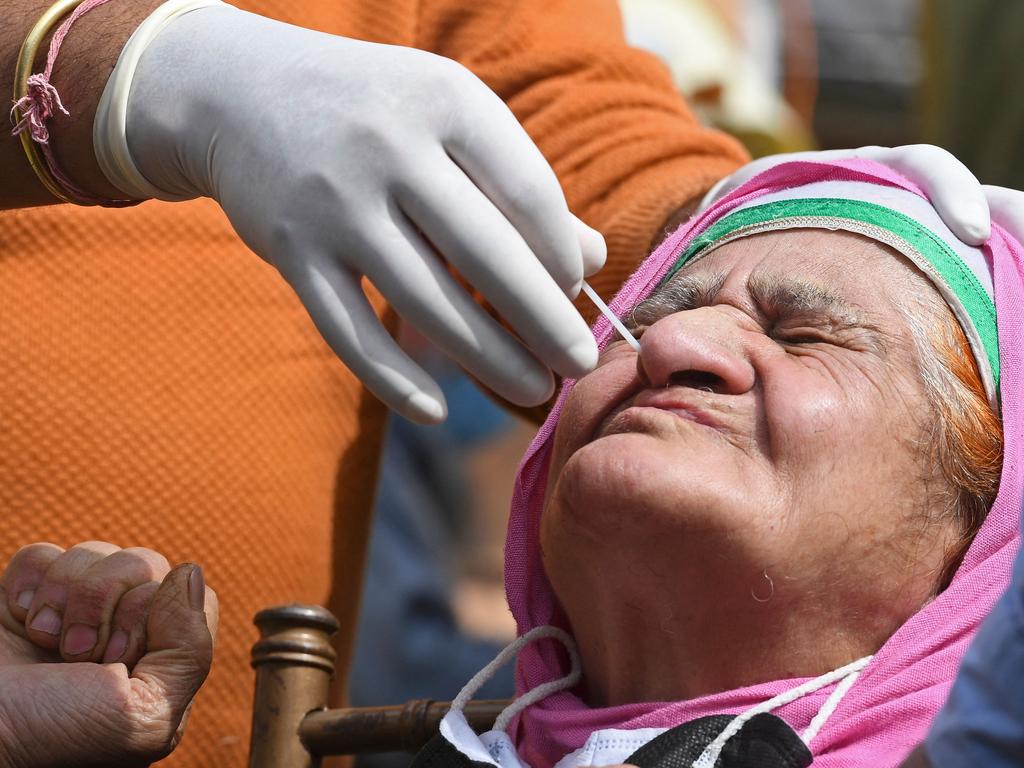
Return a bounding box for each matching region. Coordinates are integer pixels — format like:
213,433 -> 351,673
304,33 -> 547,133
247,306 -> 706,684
540,229 -> 990,707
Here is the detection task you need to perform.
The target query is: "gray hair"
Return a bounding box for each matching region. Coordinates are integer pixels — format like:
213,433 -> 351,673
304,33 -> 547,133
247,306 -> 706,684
896,286 -> 1002,590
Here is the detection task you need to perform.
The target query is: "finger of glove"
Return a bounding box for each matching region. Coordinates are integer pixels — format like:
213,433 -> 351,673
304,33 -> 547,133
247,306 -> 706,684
61,547 -> 171,662
287,260 -> 448,423
398,162 -> 597,378
128,564 -> 214,756
444,85 -> 584,296
852,145 -> 990,245
1,542 -> 64,632
359,217 -> 555,406
983,185 -> 1024,243
25,541 -> 119,651
573,215 -> 607,277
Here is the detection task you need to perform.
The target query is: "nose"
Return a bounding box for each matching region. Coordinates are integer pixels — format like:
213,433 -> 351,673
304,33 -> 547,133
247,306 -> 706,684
636,308 -> 756,394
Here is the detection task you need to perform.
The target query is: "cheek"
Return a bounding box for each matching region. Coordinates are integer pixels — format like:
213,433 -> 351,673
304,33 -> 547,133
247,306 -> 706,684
760,356 -> 893,461
763,361 -> 928,511
547,357 -> 640,487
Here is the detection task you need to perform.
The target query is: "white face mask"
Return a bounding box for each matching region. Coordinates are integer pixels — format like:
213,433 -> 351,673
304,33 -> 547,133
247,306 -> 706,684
413,626 -> 871,768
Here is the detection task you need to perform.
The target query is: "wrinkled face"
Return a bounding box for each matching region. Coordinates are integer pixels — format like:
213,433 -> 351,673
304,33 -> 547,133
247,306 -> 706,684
541,230 -> 960,696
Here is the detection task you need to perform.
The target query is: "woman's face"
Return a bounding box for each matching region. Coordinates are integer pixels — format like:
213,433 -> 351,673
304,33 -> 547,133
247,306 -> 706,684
541,230 -> 960,704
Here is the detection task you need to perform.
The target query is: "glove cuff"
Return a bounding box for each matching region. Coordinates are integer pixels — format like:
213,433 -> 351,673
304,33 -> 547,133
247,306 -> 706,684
93,0 -> 222,201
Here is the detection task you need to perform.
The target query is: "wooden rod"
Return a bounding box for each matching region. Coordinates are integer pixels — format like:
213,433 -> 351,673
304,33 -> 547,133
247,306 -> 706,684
299,699 -> 512,756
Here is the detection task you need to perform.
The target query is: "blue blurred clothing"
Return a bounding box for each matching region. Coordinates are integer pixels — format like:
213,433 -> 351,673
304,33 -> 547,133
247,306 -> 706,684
926,497 -> 1024,765
350,373 -> 515,709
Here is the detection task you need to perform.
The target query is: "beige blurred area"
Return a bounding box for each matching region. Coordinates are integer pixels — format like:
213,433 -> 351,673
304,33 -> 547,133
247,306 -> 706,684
620,0 -> 817,157
451,417 -> 538,644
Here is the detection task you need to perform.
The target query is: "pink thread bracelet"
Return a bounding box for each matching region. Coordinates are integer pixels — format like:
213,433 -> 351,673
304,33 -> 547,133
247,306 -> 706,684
11,0 -> 141,207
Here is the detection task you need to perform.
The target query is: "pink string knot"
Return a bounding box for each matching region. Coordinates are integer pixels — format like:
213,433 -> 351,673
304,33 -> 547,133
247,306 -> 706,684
10,74 -> 69,143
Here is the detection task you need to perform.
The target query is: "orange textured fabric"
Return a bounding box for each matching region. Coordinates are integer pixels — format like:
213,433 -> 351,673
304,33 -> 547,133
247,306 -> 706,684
0,2 -> 747,766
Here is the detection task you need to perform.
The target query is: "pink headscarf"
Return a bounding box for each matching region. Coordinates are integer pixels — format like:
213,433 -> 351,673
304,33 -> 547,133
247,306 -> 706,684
505,159 -> 1024,767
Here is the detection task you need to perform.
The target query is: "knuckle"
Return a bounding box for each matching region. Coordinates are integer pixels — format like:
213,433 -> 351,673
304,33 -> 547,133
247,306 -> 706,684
64,580 -> 117,621
502,176 -> 561,220
421,50 -> 474,89
120,548 -> 171,579
67,540 -> 119,555
113,584 -> 159,628
4,543 -> 62,586
343,114 -> 401,156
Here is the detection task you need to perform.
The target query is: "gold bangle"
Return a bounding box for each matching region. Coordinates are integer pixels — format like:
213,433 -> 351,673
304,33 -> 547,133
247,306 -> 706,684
13,0 -> 94,205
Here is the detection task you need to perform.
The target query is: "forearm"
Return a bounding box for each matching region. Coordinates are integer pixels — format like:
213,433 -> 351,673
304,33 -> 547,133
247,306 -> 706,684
1,0 -> 162,209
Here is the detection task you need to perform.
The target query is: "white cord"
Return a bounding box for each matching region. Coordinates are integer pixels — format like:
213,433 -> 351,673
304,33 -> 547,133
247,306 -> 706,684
801,658 -> 868,745
450,625 -> 581,733
691,655 -> 873,768
93,0 -> 224,201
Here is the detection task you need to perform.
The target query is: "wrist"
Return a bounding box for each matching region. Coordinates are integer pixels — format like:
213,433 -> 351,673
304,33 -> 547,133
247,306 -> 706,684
119,2 -> 246,200
43,0 -> 165,201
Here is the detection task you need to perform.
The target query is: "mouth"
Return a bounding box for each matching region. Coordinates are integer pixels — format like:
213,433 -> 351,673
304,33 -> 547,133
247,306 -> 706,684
595,389 -> 724,439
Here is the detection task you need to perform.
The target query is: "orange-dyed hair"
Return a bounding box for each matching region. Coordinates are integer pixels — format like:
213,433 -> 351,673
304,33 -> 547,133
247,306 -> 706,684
930,312 -> 1003,589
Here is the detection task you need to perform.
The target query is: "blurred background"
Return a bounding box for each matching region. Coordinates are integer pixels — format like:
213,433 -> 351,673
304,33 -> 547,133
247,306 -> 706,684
349,2 -> 1019,765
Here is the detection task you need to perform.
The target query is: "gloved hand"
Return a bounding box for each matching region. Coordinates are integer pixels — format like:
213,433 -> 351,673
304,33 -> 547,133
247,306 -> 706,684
98,3 -> 605,423
699,145 -> 993,247
984,186 -> 1024,246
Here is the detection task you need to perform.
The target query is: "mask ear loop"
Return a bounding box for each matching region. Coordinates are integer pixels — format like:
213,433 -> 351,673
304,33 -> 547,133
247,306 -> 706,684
800,656 -> 868,745
691,654 -> 873,768
449,625 -> 581,733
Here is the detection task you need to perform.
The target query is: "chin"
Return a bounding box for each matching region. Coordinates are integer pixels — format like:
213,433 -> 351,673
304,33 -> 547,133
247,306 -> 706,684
550,435 -> 710,534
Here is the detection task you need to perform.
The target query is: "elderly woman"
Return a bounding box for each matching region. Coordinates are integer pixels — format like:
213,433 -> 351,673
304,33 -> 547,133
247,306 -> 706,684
415,158 -> 1022,768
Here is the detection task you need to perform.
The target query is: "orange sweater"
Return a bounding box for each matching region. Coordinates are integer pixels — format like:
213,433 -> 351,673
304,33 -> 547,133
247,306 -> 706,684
0,1 -> 746,765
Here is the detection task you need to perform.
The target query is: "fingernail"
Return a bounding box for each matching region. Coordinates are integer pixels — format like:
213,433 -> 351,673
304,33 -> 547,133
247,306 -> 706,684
102,629 -> 130,663
29,605 -> 62,635
63,623 -> 98,656
188,565 -> 206,611
15,590 -> 34,611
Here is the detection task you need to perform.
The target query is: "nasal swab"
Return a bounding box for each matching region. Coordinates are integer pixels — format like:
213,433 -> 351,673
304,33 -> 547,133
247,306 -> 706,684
581,280 -> 641,352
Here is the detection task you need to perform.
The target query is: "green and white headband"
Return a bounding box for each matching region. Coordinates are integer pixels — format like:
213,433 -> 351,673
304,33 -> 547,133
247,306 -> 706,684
664,181 -> 999,407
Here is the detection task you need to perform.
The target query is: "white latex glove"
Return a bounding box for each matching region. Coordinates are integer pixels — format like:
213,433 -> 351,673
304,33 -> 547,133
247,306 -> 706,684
984,186 -> 1024,245
699,145 -> 993,247
98,3 -> 606,424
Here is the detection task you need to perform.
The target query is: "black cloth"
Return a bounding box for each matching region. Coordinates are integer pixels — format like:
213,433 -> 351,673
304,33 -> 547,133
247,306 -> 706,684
409,712 -> 811,768
625,713 -> 811,768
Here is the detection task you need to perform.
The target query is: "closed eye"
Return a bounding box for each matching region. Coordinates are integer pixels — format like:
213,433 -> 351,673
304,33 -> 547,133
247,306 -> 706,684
774,328 -> 833,345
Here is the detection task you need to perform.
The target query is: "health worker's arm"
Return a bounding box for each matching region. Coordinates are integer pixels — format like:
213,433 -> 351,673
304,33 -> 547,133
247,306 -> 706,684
2,1 -> 608,425
1,0 -> 163,208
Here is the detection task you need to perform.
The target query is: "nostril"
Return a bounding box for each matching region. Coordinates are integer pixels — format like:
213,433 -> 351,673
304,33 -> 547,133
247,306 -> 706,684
667,370 -> 725,392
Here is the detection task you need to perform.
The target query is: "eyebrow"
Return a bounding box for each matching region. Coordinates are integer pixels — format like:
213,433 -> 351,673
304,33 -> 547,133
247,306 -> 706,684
746,273 -> 869,329
631,270 -> 872,332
